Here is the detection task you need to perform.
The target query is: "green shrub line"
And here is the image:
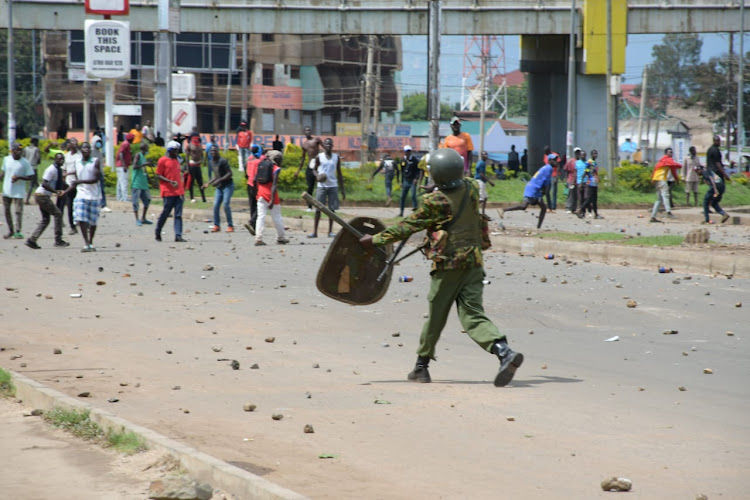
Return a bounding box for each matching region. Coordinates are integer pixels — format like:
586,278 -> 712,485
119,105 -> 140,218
538,231 -> 687,247
0,368 -> 15,397
43,407 -> 148,455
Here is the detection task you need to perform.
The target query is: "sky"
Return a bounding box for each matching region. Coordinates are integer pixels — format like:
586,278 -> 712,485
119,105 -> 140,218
400,33 -> 748,106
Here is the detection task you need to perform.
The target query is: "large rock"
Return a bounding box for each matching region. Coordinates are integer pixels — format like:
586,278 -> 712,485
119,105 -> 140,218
148,477 -> 213,500
685,228 -> 709,244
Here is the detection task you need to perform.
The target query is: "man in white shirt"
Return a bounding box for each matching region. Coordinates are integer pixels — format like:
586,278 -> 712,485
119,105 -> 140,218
1,142 -> 35,239
60,139 -> 82,235
64,142 -> 102,252
308,138 -> 345,238
26,153 -> 70,249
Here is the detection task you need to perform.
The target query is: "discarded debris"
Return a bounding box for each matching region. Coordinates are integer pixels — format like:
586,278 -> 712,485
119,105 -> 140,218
703,368 -> 713,374
663,329 -> 678,335
604,336 -> 619,342
265,337 -> 275,343
601,477 -> 632,492
230,360 -> 240,370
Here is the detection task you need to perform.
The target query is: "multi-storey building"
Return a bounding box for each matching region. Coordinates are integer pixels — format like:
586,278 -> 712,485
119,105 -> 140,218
43,31 -> 401,141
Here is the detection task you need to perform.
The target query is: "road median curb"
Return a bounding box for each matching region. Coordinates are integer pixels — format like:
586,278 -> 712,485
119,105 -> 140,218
5,370 -> 309,500
490,235 -> 750,277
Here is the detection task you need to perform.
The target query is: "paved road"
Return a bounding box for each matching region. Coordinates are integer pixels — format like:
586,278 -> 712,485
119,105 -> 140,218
1,206 -> 747,499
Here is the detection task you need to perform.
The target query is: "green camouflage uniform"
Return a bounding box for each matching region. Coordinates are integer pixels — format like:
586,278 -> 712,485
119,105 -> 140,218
372,179 -> 505,360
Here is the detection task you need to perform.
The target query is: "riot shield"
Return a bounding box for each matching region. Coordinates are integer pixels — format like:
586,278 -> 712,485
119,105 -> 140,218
316,216 -> 393,305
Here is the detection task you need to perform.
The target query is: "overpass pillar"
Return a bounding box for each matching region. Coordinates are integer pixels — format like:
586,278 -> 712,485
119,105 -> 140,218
520,35 -> 568,174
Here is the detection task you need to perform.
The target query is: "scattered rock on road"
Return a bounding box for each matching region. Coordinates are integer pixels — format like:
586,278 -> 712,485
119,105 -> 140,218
148,477 -> 213,500
304,424 -> 315,433
703,368 -> 713,374
685,228 -> 709,244
53,348 -> 62,354
626,300 -> 637,308
601,476 -> 632,492
663,329 -> 678,335
243,403 -> 256,412
272,413 -> 284,420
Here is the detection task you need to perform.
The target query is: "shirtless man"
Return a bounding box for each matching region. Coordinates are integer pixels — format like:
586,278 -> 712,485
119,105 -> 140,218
294,126 -> 324,211
185,136 -> 206,203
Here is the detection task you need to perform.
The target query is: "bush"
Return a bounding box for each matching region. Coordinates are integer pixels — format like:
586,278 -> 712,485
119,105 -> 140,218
614,162 -> 653,192
731,174 -> 748,186
102,166 -> 117,189
518,172 -> 531,181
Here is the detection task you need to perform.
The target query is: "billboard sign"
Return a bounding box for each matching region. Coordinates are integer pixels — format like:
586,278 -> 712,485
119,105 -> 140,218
85,0 -> 129,16
85,20 -> 131,79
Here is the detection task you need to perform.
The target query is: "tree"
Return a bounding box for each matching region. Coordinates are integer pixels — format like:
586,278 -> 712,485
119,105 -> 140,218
401,92 -> 455,121
504,80 -> 528,117
648,34 -> 702,102
0,30 -> 42,139
692,52 -> 750,136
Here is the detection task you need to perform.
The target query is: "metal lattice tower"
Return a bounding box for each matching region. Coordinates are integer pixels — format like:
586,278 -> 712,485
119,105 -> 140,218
461,36 -> 508,118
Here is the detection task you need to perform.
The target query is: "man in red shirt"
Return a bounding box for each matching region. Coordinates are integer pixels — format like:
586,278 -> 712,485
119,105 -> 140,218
236,121 -> 253,172
243,145 -> 263,235
116,133 -> 134,201
563,147 -> 581,213
154,141 -> 187,242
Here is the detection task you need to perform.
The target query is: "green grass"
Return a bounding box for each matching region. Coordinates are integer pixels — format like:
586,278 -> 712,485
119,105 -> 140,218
621,235 -> 685,246
539,232 -> 627,242
0,368 -> 15,397
107,429 -> 148,454
44,407 -> 148,454
44,407 -> 103,440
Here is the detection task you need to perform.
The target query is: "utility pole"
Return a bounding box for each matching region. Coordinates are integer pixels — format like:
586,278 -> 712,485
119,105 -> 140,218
83,81 -> 91,142
738,2 -> 745,164
41,32 -> 49,137
223,34 -> 236,154
727,33 -> 734,157
565,0 -> 577,160
361,35 -> 375,165
7,0 -> 16,143
478,48 -> 487,155
605,0 -> 616,183
241,33 -> 248,124
636,65 -> 648,154
372,55 -> 382,136
427,0 -> 442,152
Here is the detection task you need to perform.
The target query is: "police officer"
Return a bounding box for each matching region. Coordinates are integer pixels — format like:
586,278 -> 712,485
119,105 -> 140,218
359,149 -> 523,386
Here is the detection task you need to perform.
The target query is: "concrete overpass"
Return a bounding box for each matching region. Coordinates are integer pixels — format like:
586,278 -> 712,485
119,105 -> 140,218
1,0 -> 748,34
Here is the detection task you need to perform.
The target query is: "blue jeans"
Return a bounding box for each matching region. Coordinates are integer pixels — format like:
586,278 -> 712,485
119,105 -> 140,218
703,182 -> 726,221
385,170 -> 395,198
213,183 -> 235,228
400,179 -> 418,215
545,179 -> 558,210
238,148 -> 250,171
156,195 -> 183,238
99,175 -> 107,207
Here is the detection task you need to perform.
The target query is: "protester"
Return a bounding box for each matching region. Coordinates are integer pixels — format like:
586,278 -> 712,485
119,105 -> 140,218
294,126 -> 324,211
154,141 -> 187,242
131,143 -> 153,226
254,150 -> 289,246
309,138 -> 345,238
564,148 -> 581,213
185,136 -> 206,203
243,144 -> 263,235
649,147 -> 681,223
441,117 -> 474,176
1,142 -> 35,239
66,142 -> 102,252
398,145 -> 422,216
116,133 -> 133,202
370,154 -> 398,207
204,146 -> 234,233
25,152 -> 69,249
681,146 -> 702,207
23,137 -> 41,205
236,121 -> 252,172
577,150 -> 602,219
499,153 -> 555,229
474,150 -> 495,215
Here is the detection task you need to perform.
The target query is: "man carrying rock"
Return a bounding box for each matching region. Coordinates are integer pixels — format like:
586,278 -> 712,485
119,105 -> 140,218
154,141 -> 187,242
25,153 -> 69,249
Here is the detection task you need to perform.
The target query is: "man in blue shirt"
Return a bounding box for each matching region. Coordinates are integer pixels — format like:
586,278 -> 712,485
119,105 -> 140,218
498,153 -> 556,229
474,150 -> 495,215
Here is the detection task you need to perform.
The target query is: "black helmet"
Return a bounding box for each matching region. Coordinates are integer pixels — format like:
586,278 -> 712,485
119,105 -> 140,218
429,149 -> 464,190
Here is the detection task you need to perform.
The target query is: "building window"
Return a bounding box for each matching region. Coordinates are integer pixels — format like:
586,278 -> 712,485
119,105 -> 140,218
262,109 -> 275,131
290,66 -> 300,79
262,65 -> 274,86
302,112 -> 313,129
289,109 -> 300,124
262,34 -> 275,43
321,114 -> 333,134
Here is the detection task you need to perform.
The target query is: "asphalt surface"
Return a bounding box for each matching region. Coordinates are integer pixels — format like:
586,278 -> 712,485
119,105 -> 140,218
0,203 -> 748,499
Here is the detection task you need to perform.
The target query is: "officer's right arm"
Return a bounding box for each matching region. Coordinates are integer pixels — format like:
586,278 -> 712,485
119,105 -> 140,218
372,194 -> 444,246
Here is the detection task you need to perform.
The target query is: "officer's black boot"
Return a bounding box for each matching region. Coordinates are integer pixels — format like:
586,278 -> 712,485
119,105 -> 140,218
492,340 -> 523,387
407,356 -> 432,383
